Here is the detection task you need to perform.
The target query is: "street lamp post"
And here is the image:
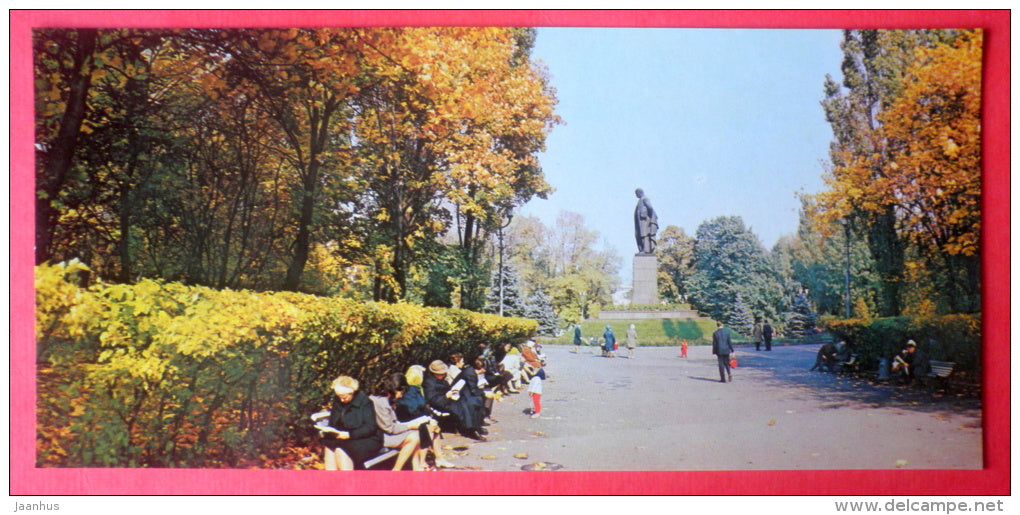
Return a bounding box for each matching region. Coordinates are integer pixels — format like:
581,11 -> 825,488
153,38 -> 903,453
497,211 -> 513,317
842,218 -> 851,318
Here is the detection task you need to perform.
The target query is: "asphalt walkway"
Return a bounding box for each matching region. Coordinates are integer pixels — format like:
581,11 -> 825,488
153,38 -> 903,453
435,343 -> 982,471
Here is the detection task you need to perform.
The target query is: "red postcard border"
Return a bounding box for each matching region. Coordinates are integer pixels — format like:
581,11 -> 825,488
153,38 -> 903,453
9,9 -> 1009,496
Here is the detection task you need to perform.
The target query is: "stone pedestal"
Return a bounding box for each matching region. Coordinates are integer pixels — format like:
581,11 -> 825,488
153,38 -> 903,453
631,254 -> 658,306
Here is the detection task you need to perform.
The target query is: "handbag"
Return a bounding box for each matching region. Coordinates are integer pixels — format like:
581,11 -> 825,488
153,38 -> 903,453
729,355 -> 738,368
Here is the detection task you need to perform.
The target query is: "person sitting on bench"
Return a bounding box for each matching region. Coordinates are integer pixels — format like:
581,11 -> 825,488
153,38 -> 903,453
422,360 -> 486,441
370,373 -> 441,471
810,341 -> 839,372
321,375 -> 383,470
891,340 -> 931,385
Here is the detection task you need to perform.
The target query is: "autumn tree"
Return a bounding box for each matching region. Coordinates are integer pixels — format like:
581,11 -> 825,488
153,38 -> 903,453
879,30 -> 982,312
816,29 -> 963,316
351,27 -> 557,302
502,212 -> 620,323
815,29 -> 979,315
34,28 -> 99,265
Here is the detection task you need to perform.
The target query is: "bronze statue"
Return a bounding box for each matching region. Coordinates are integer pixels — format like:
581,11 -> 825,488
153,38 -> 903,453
634,188 -> 658,254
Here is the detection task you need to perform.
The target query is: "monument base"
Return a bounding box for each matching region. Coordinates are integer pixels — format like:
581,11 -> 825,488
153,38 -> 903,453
631,253 -> 658,306
598,308 -> 699,320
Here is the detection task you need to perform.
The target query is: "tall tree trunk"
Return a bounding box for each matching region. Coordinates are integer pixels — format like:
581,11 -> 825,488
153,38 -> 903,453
867,207 -> 905,317
283,163 -> 317,291
36,29 -> 98,264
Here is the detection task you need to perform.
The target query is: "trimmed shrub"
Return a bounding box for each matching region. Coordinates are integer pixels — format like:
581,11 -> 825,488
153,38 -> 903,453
824,314 -> 981,378
35,262 -> 536,467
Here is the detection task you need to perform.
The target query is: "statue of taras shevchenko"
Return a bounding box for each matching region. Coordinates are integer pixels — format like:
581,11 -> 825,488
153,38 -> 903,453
634,188 -> 658,254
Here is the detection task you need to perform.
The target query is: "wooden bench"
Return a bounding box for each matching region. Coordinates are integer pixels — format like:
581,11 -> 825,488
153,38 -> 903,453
310,410 -> 401,470
922,360 -> 956,392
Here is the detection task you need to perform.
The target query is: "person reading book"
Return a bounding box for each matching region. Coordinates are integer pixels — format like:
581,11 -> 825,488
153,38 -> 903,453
321,375 -> 383,470
370,373 -> 447,470
422,360 -> 485,440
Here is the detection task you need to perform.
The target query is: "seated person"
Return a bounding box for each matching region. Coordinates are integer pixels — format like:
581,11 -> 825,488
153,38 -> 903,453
810,341 -> 839,372
320,375 -> 383,470
454,357 -> 494,426
395,364 -> 429,422
422,360 -> 485,441
446,353 -> 465,385
500,344 -> 527,391
521,340 -> 544,377
834,341 -> 853,362
476,342 -> 507,393
891,340 -> 931,384
369,373 -> 441,471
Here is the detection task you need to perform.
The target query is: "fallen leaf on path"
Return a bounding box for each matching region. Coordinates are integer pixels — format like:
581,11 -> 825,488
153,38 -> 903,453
767,420 -> 777,426
514,453 -> 529,459
481,455 -> 497,460
895,459 -> 908,468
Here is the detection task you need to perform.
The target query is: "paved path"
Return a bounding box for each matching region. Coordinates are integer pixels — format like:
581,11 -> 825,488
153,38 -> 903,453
436,343 -> 982,471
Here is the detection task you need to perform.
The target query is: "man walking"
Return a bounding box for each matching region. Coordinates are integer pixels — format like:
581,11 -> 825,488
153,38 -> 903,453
763,320 -> 774,351
712,320 -> 734,383
752,318 -> 763,351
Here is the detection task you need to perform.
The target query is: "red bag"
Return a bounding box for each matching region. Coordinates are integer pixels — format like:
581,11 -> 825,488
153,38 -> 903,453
614,343 -> 619,350
729,356 -> 738,368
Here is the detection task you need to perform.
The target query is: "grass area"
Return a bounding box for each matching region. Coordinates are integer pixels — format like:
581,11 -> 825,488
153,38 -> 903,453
537,318 -> 745,347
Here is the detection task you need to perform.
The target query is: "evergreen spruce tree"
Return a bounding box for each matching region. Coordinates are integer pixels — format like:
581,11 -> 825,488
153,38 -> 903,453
785,290 -> 817,338
525,287 -> 560,336
728,293 -> 755,337
485,263 -> 526,317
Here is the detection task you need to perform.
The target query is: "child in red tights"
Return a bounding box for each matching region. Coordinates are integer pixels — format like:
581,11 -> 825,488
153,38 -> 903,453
527,368 -> 545,418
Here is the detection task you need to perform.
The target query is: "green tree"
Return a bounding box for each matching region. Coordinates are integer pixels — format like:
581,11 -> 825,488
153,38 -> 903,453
656,225 -> 695,303
728,293 -> 755,337
687,216 -> 773,322
503,212 -> 620,323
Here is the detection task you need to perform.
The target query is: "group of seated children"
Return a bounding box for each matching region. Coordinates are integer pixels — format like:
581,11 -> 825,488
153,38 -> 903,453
317,340 -> 548,471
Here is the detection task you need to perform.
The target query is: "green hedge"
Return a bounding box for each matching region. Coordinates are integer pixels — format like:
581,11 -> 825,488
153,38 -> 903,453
824,314 -> 981,378
35,261 -> 536,467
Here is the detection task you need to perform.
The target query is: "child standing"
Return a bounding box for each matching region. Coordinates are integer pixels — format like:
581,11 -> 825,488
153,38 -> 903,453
681,339 -> 688,358
528,368 -> 545,418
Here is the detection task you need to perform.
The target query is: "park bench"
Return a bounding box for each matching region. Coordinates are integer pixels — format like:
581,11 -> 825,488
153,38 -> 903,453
310,410 -> 401,470
921,360 -> 956,392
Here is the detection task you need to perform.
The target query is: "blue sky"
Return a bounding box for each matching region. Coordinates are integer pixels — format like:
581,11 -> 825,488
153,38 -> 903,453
518,28 -> 845,282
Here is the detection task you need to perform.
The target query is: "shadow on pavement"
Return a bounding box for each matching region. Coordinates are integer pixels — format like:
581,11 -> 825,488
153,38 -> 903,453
740,344 -> 982,419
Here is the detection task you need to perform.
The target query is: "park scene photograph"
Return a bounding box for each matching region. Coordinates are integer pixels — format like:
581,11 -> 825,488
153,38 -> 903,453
15,11 -> 1007,497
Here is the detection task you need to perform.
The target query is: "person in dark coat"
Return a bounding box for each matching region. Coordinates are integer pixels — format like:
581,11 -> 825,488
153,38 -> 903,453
892,340 -> 931,384
573,324 -> 584,353
603,324 -> 617,357
763,320 -> 774,351
321,375 -> 384,470
712,320 -> 734,383
422,360 -> 485,440
394,365 -> 429,422
810,341 -> 839,372
454,358 -> 491,427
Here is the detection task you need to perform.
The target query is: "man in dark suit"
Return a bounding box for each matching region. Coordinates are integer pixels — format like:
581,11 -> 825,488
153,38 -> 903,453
763,320 -> 774,351
422,360 -> 484,440
712,320 -> 734,383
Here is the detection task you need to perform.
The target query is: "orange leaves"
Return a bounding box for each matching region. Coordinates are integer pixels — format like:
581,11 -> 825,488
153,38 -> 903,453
877,29 -> 982,257
816,30 -> 982,259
